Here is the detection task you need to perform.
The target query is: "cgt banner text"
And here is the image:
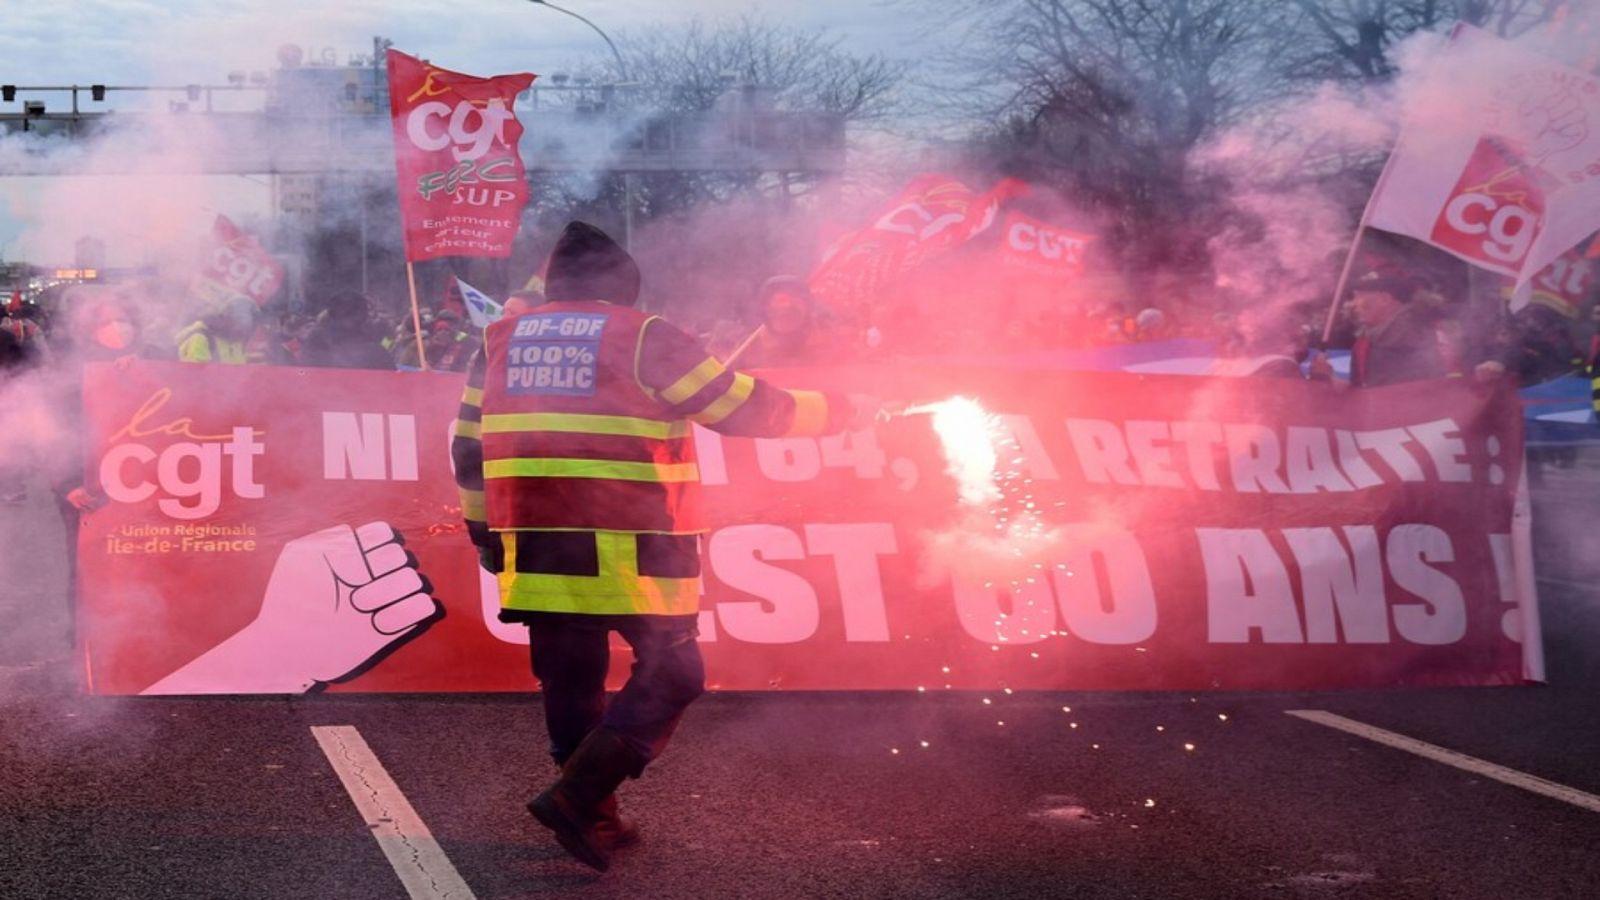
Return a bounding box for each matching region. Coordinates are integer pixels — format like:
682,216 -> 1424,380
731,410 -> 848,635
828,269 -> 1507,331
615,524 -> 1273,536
77,361 -> 1541,695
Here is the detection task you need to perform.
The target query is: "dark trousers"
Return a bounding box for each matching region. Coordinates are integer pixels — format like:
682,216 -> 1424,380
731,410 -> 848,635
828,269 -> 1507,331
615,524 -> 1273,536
526,614 -> 706,771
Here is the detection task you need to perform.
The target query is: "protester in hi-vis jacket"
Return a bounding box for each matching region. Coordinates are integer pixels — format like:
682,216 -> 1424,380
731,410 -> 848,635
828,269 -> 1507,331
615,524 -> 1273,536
451,221 -> 871,872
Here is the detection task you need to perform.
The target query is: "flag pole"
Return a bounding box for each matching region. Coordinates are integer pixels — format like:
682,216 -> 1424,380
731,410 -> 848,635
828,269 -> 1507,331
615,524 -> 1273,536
1319,223 -> 1369,347
1316,81 -> 1426,350
1318,138 -> 1410,348
406,261 -> 429,371
722,324 -> 766,367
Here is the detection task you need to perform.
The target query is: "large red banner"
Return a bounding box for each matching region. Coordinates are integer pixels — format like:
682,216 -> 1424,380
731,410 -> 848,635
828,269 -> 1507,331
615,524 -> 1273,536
77,362 -> 1540,695
385,49 -> 535,261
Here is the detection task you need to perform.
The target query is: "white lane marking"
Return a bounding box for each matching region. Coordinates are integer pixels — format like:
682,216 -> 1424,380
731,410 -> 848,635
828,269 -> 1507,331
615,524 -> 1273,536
1285,710 -> 1600,814
311,725 -> 477,900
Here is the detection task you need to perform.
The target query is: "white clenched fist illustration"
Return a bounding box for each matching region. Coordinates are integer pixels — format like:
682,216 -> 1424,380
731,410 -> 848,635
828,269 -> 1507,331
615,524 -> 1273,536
142,518 -> 438,695
142,522 -> 441,695
249,522 -> 441,684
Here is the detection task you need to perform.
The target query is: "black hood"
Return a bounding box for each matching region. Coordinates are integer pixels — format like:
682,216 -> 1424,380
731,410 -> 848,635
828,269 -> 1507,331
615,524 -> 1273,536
544,221 -> 641,306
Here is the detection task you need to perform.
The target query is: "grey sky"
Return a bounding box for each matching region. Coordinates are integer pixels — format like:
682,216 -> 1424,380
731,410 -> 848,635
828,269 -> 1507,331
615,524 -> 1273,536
0,0 -> 940,264
0,0 -> 929,91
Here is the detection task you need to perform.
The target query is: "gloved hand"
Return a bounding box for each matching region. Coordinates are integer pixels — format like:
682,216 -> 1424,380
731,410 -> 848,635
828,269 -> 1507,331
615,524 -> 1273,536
1307,351 -> 1348,389
1474,360 -> 1507,383
477,542 -> 504,574
467,521 -> 503,572
66,486 -> 107,512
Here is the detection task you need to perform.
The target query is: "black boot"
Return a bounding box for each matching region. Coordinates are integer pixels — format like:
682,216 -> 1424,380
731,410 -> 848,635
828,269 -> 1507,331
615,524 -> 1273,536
550,749 -> 640,851
593,794 -> 640,849
529,728 -> 644,871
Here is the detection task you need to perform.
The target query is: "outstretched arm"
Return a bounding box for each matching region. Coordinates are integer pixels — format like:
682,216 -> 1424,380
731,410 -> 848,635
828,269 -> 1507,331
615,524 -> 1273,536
634,317 -> 852,438
451,345 -> 499,570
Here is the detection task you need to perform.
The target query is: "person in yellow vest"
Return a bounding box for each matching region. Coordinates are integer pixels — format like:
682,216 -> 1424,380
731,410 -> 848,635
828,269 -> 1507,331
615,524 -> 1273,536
425,308 -> 476,372
176,297 -> 256,364
1587,304 -> 1600,421
452,222 -> 871,872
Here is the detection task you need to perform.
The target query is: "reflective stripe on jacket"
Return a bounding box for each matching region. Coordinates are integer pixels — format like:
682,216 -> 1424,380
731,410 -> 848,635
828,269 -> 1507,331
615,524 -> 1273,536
451,299 -> 847,615
481,302 -> 703,533
495,530 -> 701,615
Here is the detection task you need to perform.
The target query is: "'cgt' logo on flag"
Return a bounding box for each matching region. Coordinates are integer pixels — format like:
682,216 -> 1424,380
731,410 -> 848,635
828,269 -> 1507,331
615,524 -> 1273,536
404,97 -> 517,163
1431,137 -> 1552,269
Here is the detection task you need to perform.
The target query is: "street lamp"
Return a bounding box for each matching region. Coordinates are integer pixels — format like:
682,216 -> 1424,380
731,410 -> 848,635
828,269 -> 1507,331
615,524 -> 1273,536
524,0 -> 629,82
525,0 -> 636,253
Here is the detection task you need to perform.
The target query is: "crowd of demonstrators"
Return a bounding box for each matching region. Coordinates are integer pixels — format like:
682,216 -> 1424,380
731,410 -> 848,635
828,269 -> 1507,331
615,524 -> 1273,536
680,253 -> 1600,398
386,284 -> 479,372
1309,272 -> 1454,387
303,290 -> 395,370
0,306 -> 44,504
705,276 -> 845,367
695,277 -> 1276,369
260,311 -> 318,366
1508,300 -> 1584,385
391,308 -> 477,372
1302,269 -> 1541,390
176,297 -> 257,365
1207,309 -> 1312,378
4,256 -> 1596,390
0,274 -> 522,396
2,294 -> 50,367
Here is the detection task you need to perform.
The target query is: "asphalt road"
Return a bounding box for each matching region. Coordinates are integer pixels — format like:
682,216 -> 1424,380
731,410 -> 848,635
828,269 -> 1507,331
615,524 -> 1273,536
3,462 -> 1599,900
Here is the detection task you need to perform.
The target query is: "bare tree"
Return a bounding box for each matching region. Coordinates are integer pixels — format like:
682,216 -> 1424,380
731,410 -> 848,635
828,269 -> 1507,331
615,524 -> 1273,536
920,0 -> 1299,271
529,16 -> 903,223
519,17 -> 904,322
921,0 -> 1577,280
1282,0 -> 1567,82
1225,0 -> 1575,197
610,16 -> 903,122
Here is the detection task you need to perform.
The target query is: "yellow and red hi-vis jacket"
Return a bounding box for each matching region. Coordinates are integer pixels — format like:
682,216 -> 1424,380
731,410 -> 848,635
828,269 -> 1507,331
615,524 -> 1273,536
452,300 -> 847,616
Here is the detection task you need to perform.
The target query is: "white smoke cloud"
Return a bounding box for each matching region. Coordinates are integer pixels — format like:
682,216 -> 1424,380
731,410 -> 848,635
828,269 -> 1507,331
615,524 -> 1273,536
1189,18 -> 1600,346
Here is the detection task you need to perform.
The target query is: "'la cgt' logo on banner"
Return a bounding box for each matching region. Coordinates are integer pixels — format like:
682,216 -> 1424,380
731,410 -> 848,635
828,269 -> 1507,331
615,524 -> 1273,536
98,387 -> 266,520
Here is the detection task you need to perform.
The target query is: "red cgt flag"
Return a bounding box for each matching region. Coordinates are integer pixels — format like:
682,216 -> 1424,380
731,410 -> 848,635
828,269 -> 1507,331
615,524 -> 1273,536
1365,25 -> 1600,308
189,214 -> 286,309
386,50 -> 535,262
996,209 -> 1093,278
1510,243 -> 1595,318
808,174 -> 1028,312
